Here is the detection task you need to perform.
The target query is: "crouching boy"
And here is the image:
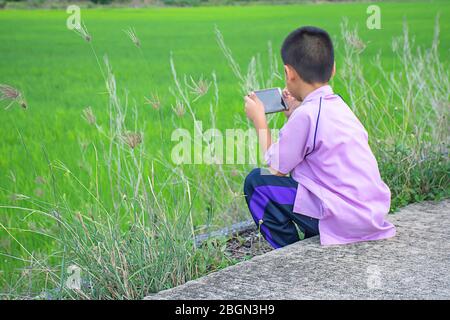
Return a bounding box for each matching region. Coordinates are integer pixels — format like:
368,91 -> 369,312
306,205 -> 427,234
243,26 -> 396,248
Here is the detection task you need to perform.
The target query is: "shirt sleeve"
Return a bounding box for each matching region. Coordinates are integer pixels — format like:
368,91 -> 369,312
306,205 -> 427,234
264,110 -> 314,174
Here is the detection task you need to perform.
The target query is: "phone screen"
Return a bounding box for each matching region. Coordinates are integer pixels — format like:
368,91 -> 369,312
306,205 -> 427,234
254,88 -> 287,114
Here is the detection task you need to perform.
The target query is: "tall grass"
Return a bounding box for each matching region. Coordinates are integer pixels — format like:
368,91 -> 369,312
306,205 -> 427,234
0,18 -> 448,299
1,32 -> 241,299
339,17 -> 449,209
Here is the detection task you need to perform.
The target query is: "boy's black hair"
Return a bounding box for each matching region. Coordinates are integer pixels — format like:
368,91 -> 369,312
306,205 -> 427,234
281,26 -> 334,84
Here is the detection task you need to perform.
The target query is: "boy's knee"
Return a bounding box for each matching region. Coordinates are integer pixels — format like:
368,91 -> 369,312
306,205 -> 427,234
244,168 -> 261,196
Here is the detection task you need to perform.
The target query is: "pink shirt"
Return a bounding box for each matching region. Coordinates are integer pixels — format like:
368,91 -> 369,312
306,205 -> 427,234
265,85 -> 396,245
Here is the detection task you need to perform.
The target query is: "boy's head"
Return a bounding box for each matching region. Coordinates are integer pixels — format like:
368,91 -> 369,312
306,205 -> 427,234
281,26 -> 335,100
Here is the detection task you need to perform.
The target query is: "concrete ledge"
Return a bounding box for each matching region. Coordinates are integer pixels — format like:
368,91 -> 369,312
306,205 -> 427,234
146,200 -> 450,300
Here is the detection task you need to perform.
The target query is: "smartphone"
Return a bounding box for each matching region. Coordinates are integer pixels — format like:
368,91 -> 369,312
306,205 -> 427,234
254,88 -> 288,114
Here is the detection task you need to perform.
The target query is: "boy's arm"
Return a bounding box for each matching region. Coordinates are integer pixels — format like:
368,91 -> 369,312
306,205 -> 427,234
265,110 -> 313,175
244,93 -> 285,176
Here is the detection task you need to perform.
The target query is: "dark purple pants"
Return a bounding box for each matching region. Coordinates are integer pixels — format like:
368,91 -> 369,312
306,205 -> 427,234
244,168 -> 320,249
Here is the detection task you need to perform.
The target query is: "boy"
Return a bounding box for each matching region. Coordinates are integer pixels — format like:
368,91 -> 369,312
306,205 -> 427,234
243,26 -> 396,248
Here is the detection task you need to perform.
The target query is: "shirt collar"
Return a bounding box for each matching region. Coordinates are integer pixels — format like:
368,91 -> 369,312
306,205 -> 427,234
302,84 -> 334,103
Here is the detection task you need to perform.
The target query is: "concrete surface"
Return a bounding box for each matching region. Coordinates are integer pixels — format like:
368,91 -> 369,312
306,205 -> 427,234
145,200 -> 450,300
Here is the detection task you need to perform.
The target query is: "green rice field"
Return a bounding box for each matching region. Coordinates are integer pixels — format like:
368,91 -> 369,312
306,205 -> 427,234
0,1 -> 449,298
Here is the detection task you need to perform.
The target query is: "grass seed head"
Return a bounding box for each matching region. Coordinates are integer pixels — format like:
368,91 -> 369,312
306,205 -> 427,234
35,176 -> 46,185
186,75 -> 210,100
172,100 -> 185,117
0,84 -> 27,109
144,93 -> 161,110
340,20 -> 366,53
34,188 -> 44,197
122,131 -> 142,149
347,35 -> 366,52
124,27 -> 141,48
82,106 -> 96,125
74,22 -> 91,42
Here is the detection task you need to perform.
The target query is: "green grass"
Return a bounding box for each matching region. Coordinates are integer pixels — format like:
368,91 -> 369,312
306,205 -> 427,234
0,1 -> 449,298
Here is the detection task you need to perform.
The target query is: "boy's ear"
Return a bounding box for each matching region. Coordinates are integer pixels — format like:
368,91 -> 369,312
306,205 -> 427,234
284,65 -> 297,81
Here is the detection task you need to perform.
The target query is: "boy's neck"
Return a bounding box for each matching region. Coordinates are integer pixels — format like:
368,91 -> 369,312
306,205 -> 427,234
300,82 -> 329,101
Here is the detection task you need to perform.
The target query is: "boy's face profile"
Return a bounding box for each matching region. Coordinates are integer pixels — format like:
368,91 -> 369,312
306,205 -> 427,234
283,62 -> 336,102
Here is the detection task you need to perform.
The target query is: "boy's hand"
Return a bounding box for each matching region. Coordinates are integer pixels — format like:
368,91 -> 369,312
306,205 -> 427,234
244,92 -> 266,125
282,88 -> 302,118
